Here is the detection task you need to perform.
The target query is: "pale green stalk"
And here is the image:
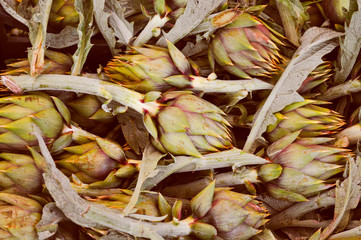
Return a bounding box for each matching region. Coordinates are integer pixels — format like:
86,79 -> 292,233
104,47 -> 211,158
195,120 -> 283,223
318,77 -> 361,101
329,225 -> 361,239
190,76 -> 273,93
143,148 -> 267,190
267,189 -> 336,230
1,74 -> 157,115
133,14 -> 170,47
161,169 -> 259,198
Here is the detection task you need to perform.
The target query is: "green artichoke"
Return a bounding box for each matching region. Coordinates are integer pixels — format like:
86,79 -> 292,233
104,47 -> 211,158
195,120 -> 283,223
56,137 -> 127,187
209,9 -> 283,79
2,50 -> 72,76
260,131 -> 349,202
0,93 -> 69,151
144,91 -> 233,158
0,153 -> 43,194
266,99 -> 344,143
0,193 -> 42,240
105,44 -> 198,93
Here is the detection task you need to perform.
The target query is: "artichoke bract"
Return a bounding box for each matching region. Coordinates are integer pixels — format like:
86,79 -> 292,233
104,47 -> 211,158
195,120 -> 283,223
261,131 -> 349,202
144,91 -> 233,158
0,193 -> 42,240
0,93 -> 69,151
209,10 -> 283,79
0,153 -> 43,195
266,99 -> 344,143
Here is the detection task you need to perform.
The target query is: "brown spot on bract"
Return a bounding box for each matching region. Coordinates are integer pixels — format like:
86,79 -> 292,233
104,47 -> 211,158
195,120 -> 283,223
211,9 -> 241,28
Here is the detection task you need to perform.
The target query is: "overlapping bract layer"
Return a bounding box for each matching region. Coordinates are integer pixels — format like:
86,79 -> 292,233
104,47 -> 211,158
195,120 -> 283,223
266,99 -> 345,143
56,137 -> 126,185
0,153 -> 43,195
0,93 -> 69,151
0,193 -> 42,240
32,0 -> 79,29
66,94 -> 117,136
203,189 -> 268,240
144,91 -> 233,157
2,50 -> 72,76
298,61 -> 333,94
188,182 -> 268,240
209,11 -> 283,79
105,44 -> 197,93
260,131 -> 349,202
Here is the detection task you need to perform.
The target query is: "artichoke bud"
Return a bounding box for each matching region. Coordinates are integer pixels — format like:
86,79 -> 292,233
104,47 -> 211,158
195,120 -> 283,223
0,93 -> 69,151
2,50 -> 72,76
56,138 -> 126,182
89,192 -> 161,217
145,91 -> 233,157
209,9 -> 283,79
0,153 -> 43,194
105,44 -> 198,93
266,100 -> 345,142
262,132 -> 350,202
0,193 -> 43,240
66,94 -> 117,136
298,61 -> 333,94
197,188 -> 268,240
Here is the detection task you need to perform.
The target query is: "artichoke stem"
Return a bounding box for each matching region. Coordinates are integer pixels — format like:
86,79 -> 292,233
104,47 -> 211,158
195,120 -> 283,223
1,74 -> 157,115
189,76 -> 273,93
162,169 -> 259,198
267,189 -> 336,230
317,77 -> 361,101
132,14 -> 170,47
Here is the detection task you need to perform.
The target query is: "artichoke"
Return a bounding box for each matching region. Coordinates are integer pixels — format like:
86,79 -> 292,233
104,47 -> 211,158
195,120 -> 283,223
2,50 -> 72,76
56,137 -> 127,187
266,99 -> 344,143
260,131 -> 349,202
66,94 -> 117,137
87,190 -> 161,217
0,193 -> 42,240
187,182 -> 268,240
0,93 -> 69,151
145,91 -> 233,158
105,44 -> 199,93
0,153 -> 43,194
209,9 -> 283,79
297,61 -> 333,94
32,0 -> 79,30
